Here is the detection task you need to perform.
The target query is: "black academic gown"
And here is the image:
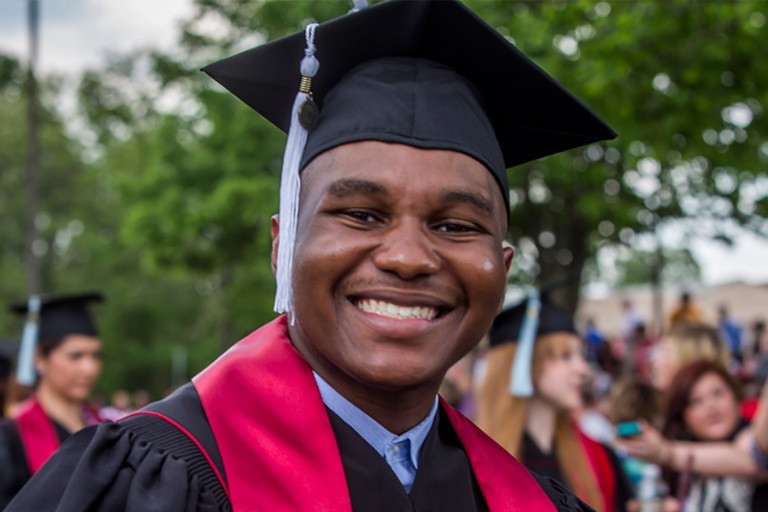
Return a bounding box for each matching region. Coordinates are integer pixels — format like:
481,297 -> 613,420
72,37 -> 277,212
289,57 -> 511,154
0,417 -> 70,510
5,384 -> 594,512
522,433 -> 634,512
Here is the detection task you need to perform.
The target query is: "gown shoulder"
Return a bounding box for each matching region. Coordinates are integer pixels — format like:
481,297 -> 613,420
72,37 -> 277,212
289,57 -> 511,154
4,418 -> 223,512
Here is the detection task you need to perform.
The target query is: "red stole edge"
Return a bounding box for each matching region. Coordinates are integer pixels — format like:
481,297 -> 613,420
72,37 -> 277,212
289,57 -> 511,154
576,427 -> 616,512
443,400 -> 558,512
13,396 -> 60,475
194,316 -> 556,511
193,316 -> 353,512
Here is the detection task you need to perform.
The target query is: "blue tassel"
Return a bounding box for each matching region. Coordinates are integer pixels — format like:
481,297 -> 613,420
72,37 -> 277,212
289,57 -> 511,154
509,291 -> 541,397
17,295 -> 41,386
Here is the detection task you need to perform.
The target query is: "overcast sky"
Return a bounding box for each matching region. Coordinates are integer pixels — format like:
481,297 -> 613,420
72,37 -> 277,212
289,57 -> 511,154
1,0 -> 768,288
0,0 -> 194,75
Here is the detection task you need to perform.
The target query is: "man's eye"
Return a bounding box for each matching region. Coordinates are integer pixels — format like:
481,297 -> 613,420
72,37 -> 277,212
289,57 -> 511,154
436,223 -> 475,233
345,211 -> 378,223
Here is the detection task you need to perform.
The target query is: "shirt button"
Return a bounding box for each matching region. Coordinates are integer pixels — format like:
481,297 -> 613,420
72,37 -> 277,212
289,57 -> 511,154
391,444 -> 400,455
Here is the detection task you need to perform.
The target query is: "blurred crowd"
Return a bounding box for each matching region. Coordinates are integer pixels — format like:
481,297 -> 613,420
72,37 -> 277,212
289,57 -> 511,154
2,290 -> 768,511
442,291 -> 768,512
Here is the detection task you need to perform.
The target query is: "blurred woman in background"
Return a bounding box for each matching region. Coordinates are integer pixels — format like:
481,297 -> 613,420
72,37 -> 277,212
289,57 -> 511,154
477,293 -> 634,512
622,360 -> 767,511
652,323 -> 730,391
0,294 -> 104,509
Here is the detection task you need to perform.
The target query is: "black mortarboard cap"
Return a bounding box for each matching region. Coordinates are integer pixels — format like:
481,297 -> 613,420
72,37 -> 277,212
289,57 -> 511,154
489,293 -> 576,347
11,293 -> 104,341
202,0 -> 617,209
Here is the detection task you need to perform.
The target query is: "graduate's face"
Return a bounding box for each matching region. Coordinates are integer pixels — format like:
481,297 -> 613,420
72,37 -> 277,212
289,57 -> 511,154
37,334 -> 102,402
533,333 -> 588,411
280,141 -> 513,395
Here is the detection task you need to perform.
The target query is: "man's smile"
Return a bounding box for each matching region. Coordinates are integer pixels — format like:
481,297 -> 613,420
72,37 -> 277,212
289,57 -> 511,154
353,298 -> 440,320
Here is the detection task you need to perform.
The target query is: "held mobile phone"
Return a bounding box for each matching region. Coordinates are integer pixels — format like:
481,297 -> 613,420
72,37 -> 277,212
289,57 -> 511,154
615,421 -> 642,438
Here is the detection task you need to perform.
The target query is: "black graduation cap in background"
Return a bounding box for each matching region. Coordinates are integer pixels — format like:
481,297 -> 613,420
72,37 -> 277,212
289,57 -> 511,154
0,339 -> 18,380
489,293 -> 577,347
10,293 -> 104,341
203,0 -> 617,207
488,273 -> 580,396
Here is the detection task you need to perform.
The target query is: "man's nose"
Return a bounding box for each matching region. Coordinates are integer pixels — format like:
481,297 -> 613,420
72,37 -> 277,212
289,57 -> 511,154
371,219 -> 440,280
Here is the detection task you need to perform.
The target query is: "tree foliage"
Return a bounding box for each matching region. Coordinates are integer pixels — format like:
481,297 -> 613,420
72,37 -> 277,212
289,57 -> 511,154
4,1 -> 768,398
464,0 -> 768,310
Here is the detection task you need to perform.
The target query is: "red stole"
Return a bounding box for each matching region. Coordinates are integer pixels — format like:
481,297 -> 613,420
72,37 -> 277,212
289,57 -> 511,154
13,396 -> 60,475
194,316 -> 556,512
576,428 -> 616,512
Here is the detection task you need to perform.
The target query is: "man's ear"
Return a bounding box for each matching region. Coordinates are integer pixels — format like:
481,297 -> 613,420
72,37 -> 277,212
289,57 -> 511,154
270,214 -> 280,275
497,243 -> 515,314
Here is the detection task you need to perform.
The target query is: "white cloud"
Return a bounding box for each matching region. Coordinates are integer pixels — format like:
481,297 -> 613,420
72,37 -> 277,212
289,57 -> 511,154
0,0 -> 194,75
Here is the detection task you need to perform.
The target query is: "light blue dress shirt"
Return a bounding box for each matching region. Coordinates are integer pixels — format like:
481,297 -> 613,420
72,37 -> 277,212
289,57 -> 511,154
313,372 -> 439,493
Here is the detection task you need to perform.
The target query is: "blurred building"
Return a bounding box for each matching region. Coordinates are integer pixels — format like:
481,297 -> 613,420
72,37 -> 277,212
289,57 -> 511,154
577,281 -> 768,337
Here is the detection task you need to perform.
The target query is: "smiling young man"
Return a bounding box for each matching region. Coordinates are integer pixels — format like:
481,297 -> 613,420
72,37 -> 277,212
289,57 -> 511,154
287,141 -> 513,436
5,2 -> 615,511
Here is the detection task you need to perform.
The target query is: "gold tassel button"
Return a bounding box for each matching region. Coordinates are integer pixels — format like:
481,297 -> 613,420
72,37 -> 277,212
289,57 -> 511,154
299,76 -> 313,94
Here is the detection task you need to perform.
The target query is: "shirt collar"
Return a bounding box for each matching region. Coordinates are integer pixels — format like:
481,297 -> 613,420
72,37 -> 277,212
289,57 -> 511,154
313,371 -> 438,469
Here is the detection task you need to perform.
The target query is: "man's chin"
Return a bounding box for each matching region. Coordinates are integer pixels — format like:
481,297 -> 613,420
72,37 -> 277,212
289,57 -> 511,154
346,362 -> 445,394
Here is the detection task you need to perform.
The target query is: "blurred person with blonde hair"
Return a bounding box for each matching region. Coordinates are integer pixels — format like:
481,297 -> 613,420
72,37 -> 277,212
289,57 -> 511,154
478,293 -> 634,512
651,323 -> 730,391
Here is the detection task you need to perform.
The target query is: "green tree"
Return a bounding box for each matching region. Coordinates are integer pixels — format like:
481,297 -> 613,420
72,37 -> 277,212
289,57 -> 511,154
464,0 -> 768,311
0,52 -> 218,398
613,248 -> 701,288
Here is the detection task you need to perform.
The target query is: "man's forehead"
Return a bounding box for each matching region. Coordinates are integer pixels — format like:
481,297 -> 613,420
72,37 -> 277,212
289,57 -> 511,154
301,142 -> 504,206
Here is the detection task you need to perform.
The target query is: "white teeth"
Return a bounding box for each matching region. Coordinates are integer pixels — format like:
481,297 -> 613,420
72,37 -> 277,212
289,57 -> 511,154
355,299 -> 439,320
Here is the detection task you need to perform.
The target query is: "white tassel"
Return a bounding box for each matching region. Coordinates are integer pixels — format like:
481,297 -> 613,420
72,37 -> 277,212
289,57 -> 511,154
17,295 -> 41,386
274,23 -> 319,322
348,0 -> 368,14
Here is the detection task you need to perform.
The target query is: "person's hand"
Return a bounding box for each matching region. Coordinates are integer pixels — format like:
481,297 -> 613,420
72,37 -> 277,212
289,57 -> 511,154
614,419 -> 673,466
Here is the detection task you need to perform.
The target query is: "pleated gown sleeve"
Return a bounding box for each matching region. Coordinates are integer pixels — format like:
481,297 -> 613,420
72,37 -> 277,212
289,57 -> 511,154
3,421 -> 222,512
